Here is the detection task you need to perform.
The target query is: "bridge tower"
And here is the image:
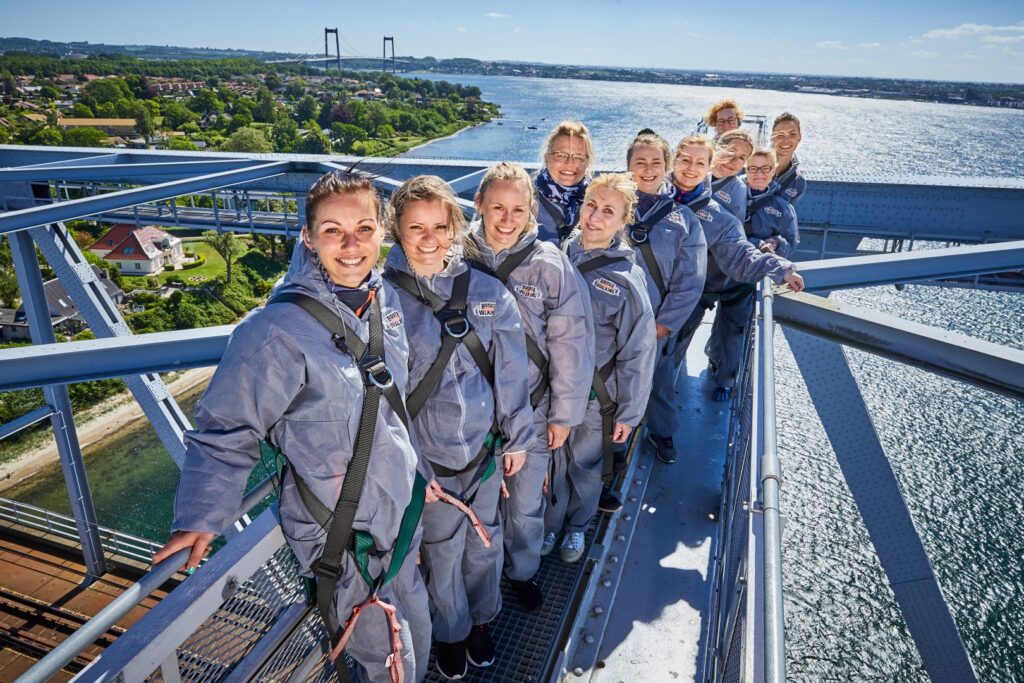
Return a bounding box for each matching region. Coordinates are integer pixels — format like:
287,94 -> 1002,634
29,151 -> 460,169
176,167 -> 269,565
383,36 -> 396,73
324,27 -> 341,73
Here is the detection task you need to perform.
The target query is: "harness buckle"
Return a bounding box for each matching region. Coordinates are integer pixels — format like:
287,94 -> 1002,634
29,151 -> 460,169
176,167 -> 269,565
599,401 -> 619,418
359,354 -> 394,389
437,309 -> 471,339
315,557 -> 344,581
629,227 -> 649,245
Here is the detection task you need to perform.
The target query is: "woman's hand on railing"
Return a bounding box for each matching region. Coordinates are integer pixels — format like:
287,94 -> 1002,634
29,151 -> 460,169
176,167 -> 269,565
153,530 -> 216,572
782,270 -> 805,293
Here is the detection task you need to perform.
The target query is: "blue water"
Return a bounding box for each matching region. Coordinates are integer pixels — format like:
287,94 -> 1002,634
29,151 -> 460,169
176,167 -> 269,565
8,73 -> 1024,681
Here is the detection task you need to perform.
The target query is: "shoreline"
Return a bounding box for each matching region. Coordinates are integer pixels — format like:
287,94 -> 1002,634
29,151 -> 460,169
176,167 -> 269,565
0,367 -> 215,494
401,120 -> 487,156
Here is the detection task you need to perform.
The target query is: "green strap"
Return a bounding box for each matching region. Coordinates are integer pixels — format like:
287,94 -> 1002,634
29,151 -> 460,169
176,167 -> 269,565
352,473 -> 426,588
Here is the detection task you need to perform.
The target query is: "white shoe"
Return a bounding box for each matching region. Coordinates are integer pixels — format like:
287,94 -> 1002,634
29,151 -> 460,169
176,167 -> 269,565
560,531 -> 585,563
540,532 -> 557,556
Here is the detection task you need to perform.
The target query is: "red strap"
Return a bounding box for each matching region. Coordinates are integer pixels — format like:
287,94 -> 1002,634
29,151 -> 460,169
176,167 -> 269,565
329,595 -> 405,683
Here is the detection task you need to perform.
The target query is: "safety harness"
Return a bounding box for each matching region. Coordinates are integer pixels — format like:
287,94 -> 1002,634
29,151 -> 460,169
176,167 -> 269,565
469,243 -> 551,409
537,193 -> 578,245
265,291 -> 422,683
576,253 -> 630,478
627,199 -> 677,302
383,267 -> 501,539
774,156 -> 801,197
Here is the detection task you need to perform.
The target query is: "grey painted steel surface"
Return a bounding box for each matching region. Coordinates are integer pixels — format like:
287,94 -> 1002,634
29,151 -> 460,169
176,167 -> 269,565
14,548 -> 190,683
783,327 -> 978,683
0,160 -> 291,234
0,158 -> 263,183
774,291 -> 1024,399
758,280 -> 786,683
0,325 -> 231,391
7,228 -> 108,579
797,240 -> 1024,291
0,404 -> 54,440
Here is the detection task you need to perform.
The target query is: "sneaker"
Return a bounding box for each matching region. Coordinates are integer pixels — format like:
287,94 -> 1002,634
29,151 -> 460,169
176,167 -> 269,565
560,531 -> 585,563
598,486 -> 623,513
435,639 -> 467,680
466,623 -> 495,667
612,449 -> 627,473
649,434 -> 677,464
507,577 -> 544,611
540,531 -> 557,556
712,386 -> 732,403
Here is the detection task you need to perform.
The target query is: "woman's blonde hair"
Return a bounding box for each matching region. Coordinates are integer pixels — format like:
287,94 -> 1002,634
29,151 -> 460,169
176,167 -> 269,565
714,129 -> 755,167
626,128 -> 671,167
540,120 -> 595,181
386,175 -> 476,258
584,172 -> 639,226
705,99 -> 745,127
475,161 -> 539,233
746,147 -> 778,168
674,135 -> 716,164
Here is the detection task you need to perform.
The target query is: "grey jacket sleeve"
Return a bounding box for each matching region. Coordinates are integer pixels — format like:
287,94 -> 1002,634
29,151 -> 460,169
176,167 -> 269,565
545,257 -> 596,428
712,213 -> 794,285
613,276 -> 657,427
172,314 -> 306,535
775,202 -> 799,259
656,221 -> 708,335
492,287 -> 534,454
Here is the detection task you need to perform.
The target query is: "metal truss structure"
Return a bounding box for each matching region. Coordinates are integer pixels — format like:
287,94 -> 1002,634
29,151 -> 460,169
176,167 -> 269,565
2,144 -> 1023,682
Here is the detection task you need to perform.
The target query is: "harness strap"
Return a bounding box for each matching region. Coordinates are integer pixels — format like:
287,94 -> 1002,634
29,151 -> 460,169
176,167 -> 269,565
536,192 -> 575,243
577,253 -> 630,274
328,594 -> 405,683
590,358 -> 618,479
627,200 -> 676,301
710,175 -> 732,192
775,157 -> 801,194
686,195 -> 712,214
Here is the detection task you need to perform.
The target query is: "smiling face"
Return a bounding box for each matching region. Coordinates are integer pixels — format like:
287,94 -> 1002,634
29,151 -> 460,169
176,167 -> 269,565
579,186 -> 629,250
628,143 -> 668,195
302,190 -> 383,288
714,107 -> 740,136
545,134 -> 590,187
476,178 -> 533,253
745,153 -> 776,191
712,140 -> 753,179
672,143 -> 712,192
396,197 -> 451,276
771,120 -> 802,166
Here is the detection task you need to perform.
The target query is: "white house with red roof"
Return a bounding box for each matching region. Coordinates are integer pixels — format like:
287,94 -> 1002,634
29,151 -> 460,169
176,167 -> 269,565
88,224 -> 184,275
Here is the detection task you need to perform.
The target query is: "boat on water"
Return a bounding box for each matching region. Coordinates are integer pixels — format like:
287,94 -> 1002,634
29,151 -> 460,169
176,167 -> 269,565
0,142 -> 1022,683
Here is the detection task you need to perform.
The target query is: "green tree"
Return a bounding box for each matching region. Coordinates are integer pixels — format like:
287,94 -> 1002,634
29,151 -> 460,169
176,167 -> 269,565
284,77 -> 307,99
264,72 -> 283,91
296,120 -> 331,155
39,84 -> 60,100
62,126 -> 107,147
28,126 -> 63,146
0,237 -> 20,308
133,103 -> 154,141
295,95 -> 319,124
190,89 -> 224,116
220,126 -> 273,153
330,122 -> 367,152
69,102 -> 94,118
226,107 -> 254,134
271,114 -> 299,152
82,77 -> 133,106
253,87 -> 276,123
161,100 -> 199,129
202,230 -> 246,284
168,137 -> 200,151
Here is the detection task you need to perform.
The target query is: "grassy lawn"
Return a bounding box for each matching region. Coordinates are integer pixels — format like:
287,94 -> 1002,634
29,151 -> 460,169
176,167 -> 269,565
121,241 -> 233,290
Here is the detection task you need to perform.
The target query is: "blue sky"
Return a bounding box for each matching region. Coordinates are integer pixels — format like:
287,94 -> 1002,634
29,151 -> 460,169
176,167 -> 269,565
3,1 -> 1022,83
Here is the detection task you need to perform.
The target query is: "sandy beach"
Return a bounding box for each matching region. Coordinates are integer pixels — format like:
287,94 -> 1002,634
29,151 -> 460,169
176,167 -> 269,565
0,367 -> 215,493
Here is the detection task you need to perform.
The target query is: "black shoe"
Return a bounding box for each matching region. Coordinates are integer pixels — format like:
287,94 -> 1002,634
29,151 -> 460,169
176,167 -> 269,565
435,639 -> 467,680
507,577 -> 544,611
649,434 -> 677,464
466,623 -> 496,667
612,450 -> 627,473
712,386 -> 732,403
598,486 -> 623,513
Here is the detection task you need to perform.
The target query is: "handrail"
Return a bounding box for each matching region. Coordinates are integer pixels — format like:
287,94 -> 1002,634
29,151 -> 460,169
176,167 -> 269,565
759,277 -> 786,682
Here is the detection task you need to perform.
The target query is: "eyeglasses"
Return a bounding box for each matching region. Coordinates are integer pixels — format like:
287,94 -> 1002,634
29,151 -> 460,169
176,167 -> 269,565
549,151 -> 589,165
747,165 -> 774,175
716,117 -> 738,126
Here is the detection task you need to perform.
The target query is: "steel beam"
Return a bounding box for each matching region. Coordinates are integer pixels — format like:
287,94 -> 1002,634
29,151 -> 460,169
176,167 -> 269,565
0,161 -> 291,234
316,160 -> 477,212
448,167 -> 488,194
798,240 -> 1024,291
774,291 -> 1024,399
0,326 -> 231,391
8,230 -> 107,578
0,158 -> 263,183
783,327 -> 978,683
0,405 -> 55,441
14,152 -> 122,169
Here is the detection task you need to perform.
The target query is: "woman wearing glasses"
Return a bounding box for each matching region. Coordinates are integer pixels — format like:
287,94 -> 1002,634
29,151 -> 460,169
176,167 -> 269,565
705,99 -> 744,138
771,112 -> 807,206
705,148 -> 799,401
534,120 -> 595,245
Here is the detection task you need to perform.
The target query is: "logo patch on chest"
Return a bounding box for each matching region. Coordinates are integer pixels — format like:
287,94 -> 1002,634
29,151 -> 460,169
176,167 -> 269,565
473,301 -> 496,317
666,210 -> 685,226
715,190 -> 731,204
696,209 -> 713,222
514,283 -> 544,300
764,206 -> 783,218
592,277 -> 621,297
785,188 -> 798,197
384,310 -> 404,329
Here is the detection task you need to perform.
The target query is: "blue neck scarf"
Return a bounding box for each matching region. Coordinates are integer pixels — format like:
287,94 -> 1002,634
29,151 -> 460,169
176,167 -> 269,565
536,169 -> 589,228
669,181 -> 707,206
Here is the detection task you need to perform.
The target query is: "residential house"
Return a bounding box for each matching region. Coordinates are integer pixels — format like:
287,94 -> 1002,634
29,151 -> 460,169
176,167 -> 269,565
58,118 -> 137,136
88,224 -> 185,275
0,266 -> 123,341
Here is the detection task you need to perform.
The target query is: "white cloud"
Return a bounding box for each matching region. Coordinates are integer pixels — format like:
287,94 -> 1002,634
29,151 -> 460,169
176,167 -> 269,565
908,37 -> 923,45
911,50 -> 939,58
982,34 -> 1024,44
857,42 -> 882,49
923,21 -> 1024,39
816,40 -> 851,50
485,12 -> 509,19
1001,47 -> 1024,57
